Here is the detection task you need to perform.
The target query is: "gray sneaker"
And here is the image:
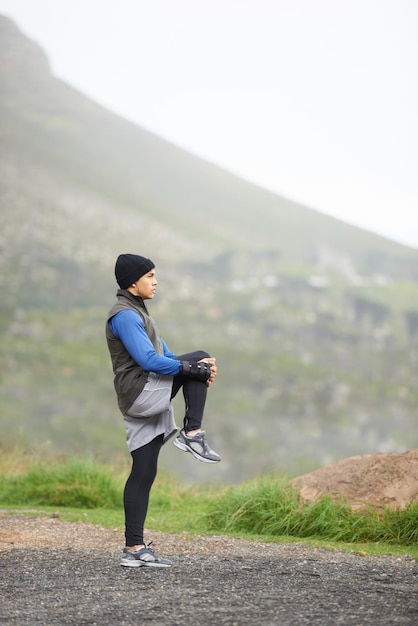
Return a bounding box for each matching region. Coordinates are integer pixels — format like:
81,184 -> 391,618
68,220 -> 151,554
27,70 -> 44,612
121,542 -> 172,568
173,429 -> 221,463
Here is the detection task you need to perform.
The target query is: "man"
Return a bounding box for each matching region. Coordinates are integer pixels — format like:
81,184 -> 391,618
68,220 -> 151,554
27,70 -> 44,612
106,253 -> 220,568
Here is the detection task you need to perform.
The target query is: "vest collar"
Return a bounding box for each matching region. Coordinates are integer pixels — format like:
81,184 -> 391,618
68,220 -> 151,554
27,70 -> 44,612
116,288 -> 147,309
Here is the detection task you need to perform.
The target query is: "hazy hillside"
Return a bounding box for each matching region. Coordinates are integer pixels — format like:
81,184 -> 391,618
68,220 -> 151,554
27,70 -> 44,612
1,15 -> 417,483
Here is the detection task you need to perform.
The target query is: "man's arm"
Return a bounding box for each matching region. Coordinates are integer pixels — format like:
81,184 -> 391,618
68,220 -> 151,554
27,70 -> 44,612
109,310 -> 181,375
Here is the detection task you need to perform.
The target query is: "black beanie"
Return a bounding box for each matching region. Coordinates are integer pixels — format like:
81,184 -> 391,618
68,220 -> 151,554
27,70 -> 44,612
115,254 -> 155,289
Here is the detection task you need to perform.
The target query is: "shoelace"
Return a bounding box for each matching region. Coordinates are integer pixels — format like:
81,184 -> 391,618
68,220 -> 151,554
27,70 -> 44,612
144,541 -> 155,553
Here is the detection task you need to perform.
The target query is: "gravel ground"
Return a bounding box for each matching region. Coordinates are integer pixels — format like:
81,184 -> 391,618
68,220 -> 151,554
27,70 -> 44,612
0,513 -> 417,625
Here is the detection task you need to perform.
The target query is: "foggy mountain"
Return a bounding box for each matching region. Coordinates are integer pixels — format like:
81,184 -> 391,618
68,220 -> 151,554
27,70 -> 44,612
1,15 -> 417,483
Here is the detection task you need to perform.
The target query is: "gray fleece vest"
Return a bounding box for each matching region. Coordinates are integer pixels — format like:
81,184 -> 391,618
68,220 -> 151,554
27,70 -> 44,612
106,289 -> 163,415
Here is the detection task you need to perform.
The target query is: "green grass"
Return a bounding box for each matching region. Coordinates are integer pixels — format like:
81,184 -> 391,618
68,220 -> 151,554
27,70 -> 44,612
0,448 -> 417,560
205,475 -> 418,546
0,458 -> 122,509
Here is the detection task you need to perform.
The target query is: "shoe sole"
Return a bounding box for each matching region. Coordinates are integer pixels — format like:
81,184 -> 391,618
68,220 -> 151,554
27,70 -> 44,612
121,559 -> 171,568
173,438 -> 220,463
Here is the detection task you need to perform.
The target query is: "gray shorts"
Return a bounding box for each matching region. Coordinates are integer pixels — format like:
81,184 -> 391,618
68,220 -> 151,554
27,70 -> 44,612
123,373 -> 178,452
125,372 -> 173,418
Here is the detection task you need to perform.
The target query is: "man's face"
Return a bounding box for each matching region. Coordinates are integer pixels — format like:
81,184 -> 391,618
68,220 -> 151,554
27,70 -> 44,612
133,269 -> 157,300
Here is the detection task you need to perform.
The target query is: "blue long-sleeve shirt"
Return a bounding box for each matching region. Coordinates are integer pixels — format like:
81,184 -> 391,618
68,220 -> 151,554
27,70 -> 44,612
109,309 -> 181,376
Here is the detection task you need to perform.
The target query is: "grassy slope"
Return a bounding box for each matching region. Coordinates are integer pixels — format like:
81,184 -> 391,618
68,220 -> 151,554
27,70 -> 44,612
0,450 -> 416,559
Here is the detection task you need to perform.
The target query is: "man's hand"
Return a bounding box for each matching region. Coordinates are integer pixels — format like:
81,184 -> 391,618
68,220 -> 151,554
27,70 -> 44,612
199,357 -> 217,387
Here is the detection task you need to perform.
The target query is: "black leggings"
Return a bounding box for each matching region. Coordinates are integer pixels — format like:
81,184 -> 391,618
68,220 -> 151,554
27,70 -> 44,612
171,350 -> 210,432
124,350 -> 211,546
124,434 -> 164,546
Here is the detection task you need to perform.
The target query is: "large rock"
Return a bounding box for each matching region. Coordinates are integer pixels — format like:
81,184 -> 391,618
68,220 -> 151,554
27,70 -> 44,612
291,449 -> 418,511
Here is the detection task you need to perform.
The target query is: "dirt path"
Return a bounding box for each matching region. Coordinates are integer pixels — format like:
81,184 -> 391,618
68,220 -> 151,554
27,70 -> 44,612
0,513 -> 417,625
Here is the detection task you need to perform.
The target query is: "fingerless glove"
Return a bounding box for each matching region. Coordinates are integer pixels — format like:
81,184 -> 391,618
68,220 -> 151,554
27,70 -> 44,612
180,360 -> 212,381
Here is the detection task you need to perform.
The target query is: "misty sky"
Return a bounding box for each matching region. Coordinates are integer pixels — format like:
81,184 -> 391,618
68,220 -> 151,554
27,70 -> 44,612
1,0 -> 417,249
